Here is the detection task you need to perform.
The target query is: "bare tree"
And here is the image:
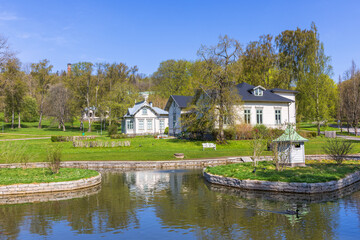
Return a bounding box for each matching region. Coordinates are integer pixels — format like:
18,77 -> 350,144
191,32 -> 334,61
0,35 -> 14,67
44,83 -> 72,131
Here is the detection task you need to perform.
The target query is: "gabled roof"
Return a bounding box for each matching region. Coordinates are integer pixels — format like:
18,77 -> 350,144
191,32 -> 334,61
270,88 -> 299,94
236,83 -> 294,103
124,101 -> 168,117
273,126 -> 308,142
164,95 -> 193,111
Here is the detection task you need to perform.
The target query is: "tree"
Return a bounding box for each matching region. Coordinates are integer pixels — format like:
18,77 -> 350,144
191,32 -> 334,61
44,83 -> 73,131
340,61 -> 360,135
66,62 -> 95,132
2,58 -> 26,129
152,60 -> 194,98
196,35 -> 242,143
0,34 -> 14,67
241,35 -> 282,88
31,59 -> 53,128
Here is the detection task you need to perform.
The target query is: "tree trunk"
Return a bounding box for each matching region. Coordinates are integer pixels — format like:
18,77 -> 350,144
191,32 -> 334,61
317,122 -> 321,136
38,96 -> 44,129
18,112 -> 21,128
11,109 -> 14,129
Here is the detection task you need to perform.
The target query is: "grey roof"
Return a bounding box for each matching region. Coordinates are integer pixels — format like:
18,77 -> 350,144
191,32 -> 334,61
164,95 -> 193,111
124,101 -> 168,117
270,88 -> 299,94
236,83 -> 294,103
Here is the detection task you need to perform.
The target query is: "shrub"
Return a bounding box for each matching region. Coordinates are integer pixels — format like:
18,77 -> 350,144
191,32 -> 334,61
164,127 -> 169,135
323,138 -> 354,164
298,130 -> 317,139
107,124 -> 118,136
110,133 -> 129,139
235,124 -> 253,140
223,128 -> 236,140
47,145 -> 62,174
252,124 -> 269,138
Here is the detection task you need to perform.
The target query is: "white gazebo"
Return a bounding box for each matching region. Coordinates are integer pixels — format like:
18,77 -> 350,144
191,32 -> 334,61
273,126 -> 309,167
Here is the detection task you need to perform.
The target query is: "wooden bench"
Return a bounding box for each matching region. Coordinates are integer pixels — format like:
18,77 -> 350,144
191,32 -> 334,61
202,143 -> 216,151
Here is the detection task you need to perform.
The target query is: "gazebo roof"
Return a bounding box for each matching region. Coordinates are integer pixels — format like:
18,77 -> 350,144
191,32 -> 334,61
273,126 -> 309,142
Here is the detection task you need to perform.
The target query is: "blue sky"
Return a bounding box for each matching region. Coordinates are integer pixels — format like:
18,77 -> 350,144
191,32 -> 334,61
0,0 -> 359,80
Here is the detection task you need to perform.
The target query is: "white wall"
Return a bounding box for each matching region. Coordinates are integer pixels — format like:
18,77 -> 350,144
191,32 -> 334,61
168,101 -> 182,136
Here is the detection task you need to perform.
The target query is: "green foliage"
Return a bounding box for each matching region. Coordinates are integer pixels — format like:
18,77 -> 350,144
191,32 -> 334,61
0,142 -> 33,166
0,168 -> 99,185
252,124 -> 269,138
298,130 -> 317,139
47,144 -> 62,174
323,138 -> 354,164
164,127 -> 169,135
206,161 -> 360,183
107,124 -> 118,136
110,133 -> 129,139
21,96 -> 39,122
51,136 -> 69,142
223,128 -> 236,140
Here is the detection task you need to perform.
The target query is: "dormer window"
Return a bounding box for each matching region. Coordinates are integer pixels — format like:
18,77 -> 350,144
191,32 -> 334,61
142,108 -> 148,115
253,86 -> 265,96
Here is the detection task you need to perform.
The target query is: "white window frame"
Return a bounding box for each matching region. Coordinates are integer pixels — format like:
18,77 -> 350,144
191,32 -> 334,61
254,88 -> 263,96
275,109 -> 281,125
160,119 -> 165,130
142,108 -> 147,115
256,109 -> 263,124
147,119 -> 152,130
127,120 -> 134,130
244,109 -> 251,124
139,119 -> 144,130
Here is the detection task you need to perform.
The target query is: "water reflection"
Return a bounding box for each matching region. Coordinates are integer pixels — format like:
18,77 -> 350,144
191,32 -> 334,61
0,169 -> 359,239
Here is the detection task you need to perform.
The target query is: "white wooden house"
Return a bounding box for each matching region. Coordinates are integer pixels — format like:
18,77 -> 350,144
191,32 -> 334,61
165,83 -> 297,135
122,100 -> 169,136
164,95 -> 193,136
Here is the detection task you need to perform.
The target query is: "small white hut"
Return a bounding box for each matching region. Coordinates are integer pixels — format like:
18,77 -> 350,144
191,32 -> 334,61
273,126 -> 308,167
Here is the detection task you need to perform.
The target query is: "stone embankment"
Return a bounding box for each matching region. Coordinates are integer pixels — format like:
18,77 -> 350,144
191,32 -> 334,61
203,170 -> 360,194
0,173 -> 101,195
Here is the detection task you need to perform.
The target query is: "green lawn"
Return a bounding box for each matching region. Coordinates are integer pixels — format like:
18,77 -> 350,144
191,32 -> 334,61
0,120 -> 359,163
0,168 -> 99,185
298,122 -> 340,132
205,160 -> 360,183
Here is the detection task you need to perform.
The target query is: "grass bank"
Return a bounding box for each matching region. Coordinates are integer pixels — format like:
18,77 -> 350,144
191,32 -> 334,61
205,160 -> 360,183
0,168 -> 99,185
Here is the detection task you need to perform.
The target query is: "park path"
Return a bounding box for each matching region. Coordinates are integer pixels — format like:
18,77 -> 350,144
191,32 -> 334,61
0,137 -> 50,141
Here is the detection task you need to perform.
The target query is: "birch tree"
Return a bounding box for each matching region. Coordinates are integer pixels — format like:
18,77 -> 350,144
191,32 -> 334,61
31,59 -> 53,128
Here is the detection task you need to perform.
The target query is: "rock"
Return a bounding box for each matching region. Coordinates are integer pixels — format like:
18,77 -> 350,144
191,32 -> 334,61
174,153 -> 185,159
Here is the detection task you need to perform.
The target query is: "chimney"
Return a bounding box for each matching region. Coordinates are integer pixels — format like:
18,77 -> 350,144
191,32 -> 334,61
67,63 -> 72,76
149,102 -> 153,107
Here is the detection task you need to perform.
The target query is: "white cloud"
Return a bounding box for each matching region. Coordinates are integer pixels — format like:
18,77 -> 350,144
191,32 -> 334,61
0,11 -> 19,21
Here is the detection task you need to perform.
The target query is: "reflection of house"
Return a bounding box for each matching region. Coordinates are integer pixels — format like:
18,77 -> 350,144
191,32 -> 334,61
164,95 -> 193,136
165,83 -> 297,135
122,100 -> 169,135
125,171 -> 170,195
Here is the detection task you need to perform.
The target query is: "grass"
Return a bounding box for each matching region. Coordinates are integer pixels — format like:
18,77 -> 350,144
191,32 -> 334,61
298,122 -> 340,132
205,160 -> 360,183
0,120 -> 359,163
0,168 -> 99,185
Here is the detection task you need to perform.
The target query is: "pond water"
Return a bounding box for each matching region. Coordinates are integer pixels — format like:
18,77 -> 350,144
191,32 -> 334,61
1,169 -> 360,239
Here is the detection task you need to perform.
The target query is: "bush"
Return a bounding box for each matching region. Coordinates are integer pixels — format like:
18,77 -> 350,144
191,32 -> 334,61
21,96 -> 39,122
110,133 -> 129,139
298,130 -> 317,139
323,138 -> 354,164
107,124 -> 118,136
164,127 -> 169,135
252,124 -> 269,138
223,128 -> 236,140
47,145 -> 62,174
235,124 -> 253,140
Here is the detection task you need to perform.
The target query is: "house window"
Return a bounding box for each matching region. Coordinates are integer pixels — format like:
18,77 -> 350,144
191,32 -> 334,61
147,119 -> 152,130
294,143 -> 301,148
139,120 -> 144,130
127,120 -> 134,130
254,88 -> 263,96
160,119 -> 165,130
275,110 -> 281,125
256,109 -> 263,124
142,108 -> 147,115
244,109 -> 251,124
223,116 -> 230,125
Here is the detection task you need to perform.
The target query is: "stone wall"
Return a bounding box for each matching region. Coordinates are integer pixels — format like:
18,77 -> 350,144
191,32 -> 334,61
203,170 -> 360,193
0,173 -> 101,195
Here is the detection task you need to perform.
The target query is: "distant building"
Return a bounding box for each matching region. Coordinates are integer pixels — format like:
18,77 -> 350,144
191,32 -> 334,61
122,100 -> 169,136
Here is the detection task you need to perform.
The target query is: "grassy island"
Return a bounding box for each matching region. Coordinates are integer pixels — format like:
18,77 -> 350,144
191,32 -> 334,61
205,160 -> 360,183
0,168 -> 99,185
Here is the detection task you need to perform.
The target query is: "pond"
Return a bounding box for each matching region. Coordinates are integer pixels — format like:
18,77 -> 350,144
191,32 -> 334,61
1,169 -> 360,239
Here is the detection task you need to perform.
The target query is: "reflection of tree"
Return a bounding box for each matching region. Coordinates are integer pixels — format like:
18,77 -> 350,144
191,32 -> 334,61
153,170 -> 341,239
0,172 -> 141,237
